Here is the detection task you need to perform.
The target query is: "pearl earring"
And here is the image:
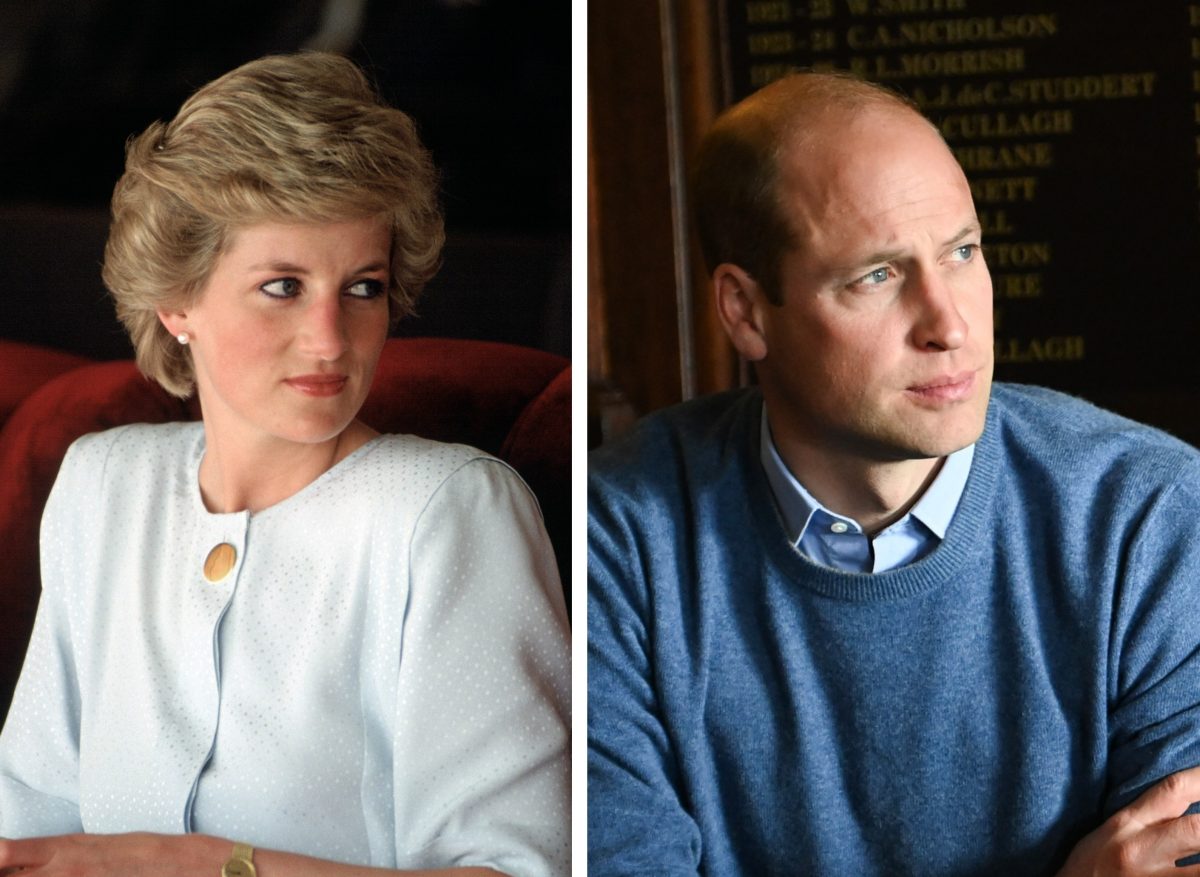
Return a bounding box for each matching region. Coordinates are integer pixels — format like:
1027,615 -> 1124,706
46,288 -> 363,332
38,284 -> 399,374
176,332 -> 190,345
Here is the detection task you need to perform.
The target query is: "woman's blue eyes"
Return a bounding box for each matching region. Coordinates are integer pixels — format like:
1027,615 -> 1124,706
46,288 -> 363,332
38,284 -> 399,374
258,278 -> 385,299
260,278 -> 301,298
347,279 -> 386,299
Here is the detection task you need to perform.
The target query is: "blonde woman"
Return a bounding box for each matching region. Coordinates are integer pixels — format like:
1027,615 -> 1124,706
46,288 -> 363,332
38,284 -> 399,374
0,53 -> 569,877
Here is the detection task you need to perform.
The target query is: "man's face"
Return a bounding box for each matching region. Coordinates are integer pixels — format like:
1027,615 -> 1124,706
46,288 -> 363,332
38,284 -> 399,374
756,106 -> 993,464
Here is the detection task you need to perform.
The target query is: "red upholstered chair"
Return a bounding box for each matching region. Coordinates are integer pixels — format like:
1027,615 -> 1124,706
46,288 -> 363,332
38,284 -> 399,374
0,337 -> 570,720
0,340 -> 93,429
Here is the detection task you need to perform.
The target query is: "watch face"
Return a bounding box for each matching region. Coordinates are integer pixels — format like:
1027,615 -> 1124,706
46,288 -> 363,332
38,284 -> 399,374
222,860 -> 255,877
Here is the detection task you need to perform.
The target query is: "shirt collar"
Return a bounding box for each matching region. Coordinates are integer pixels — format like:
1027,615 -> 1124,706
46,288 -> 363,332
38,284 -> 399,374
759,405 -> 974,545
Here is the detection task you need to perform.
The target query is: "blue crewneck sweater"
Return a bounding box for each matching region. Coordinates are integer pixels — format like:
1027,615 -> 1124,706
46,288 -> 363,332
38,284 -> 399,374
588,383 -> 1200,876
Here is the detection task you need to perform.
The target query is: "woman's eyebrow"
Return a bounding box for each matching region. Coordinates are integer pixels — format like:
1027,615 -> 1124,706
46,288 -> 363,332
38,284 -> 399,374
245,260 -> 389,274
352,261 -> 390,274
247,260 -> 310,274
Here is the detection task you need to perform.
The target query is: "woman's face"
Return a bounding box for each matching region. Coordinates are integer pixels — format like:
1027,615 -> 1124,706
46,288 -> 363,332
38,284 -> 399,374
163,216 -> 392,452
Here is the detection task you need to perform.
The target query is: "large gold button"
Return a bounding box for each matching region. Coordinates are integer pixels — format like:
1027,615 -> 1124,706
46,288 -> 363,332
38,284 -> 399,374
204,543 -> 237,583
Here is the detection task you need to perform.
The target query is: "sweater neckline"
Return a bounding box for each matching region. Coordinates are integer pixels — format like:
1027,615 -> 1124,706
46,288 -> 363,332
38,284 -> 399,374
740,392 -> 999,602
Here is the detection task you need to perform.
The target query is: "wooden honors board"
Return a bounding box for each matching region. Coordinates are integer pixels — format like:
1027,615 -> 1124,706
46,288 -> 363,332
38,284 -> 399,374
721,0 -> 1200,446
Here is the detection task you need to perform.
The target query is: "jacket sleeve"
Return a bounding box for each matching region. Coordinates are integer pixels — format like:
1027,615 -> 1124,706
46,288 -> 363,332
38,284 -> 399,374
587,473 -> 702,876
0,438 -> 103,836
390,457 -> 571,877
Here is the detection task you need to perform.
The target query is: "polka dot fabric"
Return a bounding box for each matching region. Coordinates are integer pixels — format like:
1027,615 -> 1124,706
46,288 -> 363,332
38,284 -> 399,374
0,422 -> 570,875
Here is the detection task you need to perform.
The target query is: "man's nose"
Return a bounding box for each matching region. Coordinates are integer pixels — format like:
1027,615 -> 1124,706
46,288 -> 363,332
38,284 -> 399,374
909,270 -> 968,352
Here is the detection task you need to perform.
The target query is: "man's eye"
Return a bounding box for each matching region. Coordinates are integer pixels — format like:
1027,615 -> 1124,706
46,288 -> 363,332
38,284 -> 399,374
260,278 -> 300,298
347,279 -> 386,299
853,267 -> 892,287
951,244 -> 980,262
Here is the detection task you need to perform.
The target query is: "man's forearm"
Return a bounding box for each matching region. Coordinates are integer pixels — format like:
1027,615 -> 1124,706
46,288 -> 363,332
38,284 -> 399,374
1054,767 -> 1200,876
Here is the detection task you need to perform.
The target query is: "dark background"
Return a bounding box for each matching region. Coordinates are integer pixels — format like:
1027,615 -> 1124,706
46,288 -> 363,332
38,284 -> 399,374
0,0 -> 569,360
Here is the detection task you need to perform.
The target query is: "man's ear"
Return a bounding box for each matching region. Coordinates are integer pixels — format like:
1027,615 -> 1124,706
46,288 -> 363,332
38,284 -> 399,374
713,263 -> 769,362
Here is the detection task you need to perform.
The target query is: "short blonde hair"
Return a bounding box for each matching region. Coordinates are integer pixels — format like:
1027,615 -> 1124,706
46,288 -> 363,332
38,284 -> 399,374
103,52 -> 444,397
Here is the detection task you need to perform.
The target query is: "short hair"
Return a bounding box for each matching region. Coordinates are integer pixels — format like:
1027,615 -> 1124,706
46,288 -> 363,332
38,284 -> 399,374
691,72 -> 923,305
103,51 -> 444,398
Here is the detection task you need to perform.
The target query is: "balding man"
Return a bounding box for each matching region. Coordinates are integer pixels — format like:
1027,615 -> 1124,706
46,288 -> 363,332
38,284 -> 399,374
588,73 -> 1200,875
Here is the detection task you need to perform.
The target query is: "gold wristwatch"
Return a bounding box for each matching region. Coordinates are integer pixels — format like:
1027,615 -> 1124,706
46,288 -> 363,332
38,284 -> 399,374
221,842 -> 256,877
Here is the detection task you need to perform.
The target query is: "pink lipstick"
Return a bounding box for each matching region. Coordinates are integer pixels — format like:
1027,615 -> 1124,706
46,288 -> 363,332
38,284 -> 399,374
284,374 -> 348,397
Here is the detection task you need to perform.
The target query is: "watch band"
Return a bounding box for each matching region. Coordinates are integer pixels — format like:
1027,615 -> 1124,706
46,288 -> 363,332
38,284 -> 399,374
221,842 -> 257,877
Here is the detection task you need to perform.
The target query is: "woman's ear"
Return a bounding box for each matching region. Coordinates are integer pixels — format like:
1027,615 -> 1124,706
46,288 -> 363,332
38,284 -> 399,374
156,307 -> 190,341
713,263 -> 769,362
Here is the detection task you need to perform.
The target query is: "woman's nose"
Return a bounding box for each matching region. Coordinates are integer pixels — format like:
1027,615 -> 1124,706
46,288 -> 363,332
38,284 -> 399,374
299,294 -> 348,361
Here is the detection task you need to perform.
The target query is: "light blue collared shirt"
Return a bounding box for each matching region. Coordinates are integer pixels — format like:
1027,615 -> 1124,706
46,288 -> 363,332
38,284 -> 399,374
760,408 -> 974,574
